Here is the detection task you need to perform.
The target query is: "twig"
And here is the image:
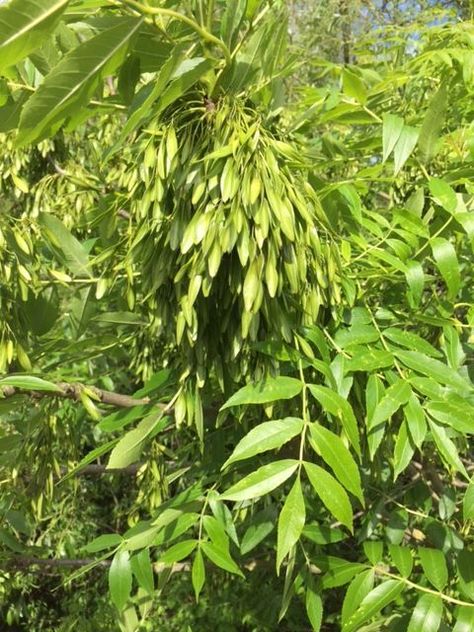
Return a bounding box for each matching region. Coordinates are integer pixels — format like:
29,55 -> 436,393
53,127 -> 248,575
0,382 -> 153,409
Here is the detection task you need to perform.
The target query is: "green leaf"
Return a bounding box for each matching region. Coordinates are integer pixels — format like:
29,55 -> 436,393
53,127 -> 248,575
418,547 -> 448,591
396,350 -> 470,392
222,417 -> 304,469
192,549 -> 205,602
221,376 -> 302,409
108,549 -> 132,611
107,411 -> 165,469
130,549 -> 154,594
389,544 -> 413,578
202,515 -> 229,552
367,380 -> 412,458
93,311 -> 146,325
456,550 -> 474,601
382,114 -> 404,162
345,349 -> 393,373
39,214 -> 91,278
240,508 -> 276,555
341,570 -> 375,626
59,439 -> 118,482
393,126 -> 419,175
309,423 -> 363,503
83,534 -> 122,553
426,401 -> 474,435
383,328 -> 442,358
303,524 -> 346,545
404,394 -> 427,448
418,84 -> 447,162
369,380 -> 412,428
201,541 -> 244,577
306,581 -> 323,632
405,261 -> 425,307
317,556 -> 367,589
307,385 -> 360,457
342,68 -> 367,104
463,477 -> 474,521
276,477 -> 306,571
220,0 -> 247,48
393,421 -> 415,480
453,606 -> 474,632
17,18 -> 143,145
0,0 -> 70,73
159,540 -> 197,565
428,420 -> 469,478
429,178 -> 457,213
343,579 -> 404,632
98,404 -> 153,433
363,541 -> 383,565
221,460 -> 298,502
407,594 -> 443,632
0,375 -> 62,392
431,237 -> 461,299
304,462 -> 353,532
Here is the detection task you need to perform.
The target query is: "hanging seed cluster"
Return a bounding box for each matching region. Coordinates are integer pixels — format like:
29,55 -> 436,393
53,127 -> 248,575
126,96 -> 341,389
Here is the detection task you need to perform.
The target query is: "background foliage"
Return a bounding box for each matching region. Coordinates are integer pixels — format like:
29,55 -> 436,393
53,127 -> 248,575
0,0 -> 473,630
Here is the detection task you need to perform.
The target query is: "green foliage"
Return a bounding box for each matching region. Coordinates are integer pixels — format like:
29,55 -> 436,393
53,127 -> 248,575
0,1 -> 473,630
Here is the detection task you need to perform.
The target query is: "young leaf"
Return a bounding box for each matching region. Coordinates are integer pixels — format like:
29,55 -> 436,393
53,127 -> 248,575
201,541 -> 244,577
382,114 -> 404,162
342,579 -> 404,632
393,126 -> 419,175
404,394 -> 427,448
431,237 -> 461,299
17,18 -> 143,145
367,380 -> 412,458
39,214 -> 91,278
0,0 -> 70,73
305,580 -> 323,632
222,417 -> 304,469
383,328 -> 442,358
428,420 -> 469,478
304,462 -> 353,531
107,411 -> 165,470
405,260 -> 425,307
429,178 -> 457,214
159,540 -> 197,565
389,544 -> 413,578
426,401 -> 474,435
309,423 -> 363,503
83,534 -> 122,553
396,350 -> 470,392
307,385 -> 360,456
192,548 -> 205,602
0,375 -> 62,392
341,570 -> 375,626
108,549 -> 132,611
393,421 -> 415,480
418,83 -> 447,162
407,594 -> 443,632
221,376 -> 302,409
463,477 -> 474,521
130,549 -> 154,595
453,606 -> 474,632
240,508 -> 276,555
221,460 -> 298,502
276,477 -> 306,571
418,547 -> 448,591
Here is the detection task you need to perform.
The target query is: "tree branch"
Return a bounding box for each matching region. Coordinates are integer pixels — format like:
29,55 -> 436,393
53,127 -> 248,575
0,382 -> 153,408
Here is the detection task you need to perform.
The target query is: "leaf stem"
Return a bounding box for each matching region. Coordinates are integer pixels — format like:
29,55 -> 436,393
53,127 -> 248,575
374,566 -> 474,608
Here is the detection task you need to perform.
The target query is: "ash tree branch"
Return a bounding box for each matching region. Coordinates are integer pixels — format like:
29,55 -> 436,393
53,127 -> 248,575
0,382 -> 155,408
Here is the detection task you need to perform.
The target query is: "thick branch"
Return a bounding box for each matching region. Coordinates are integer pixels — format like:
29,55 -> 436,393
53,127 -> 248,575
0,382 -> 152,408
